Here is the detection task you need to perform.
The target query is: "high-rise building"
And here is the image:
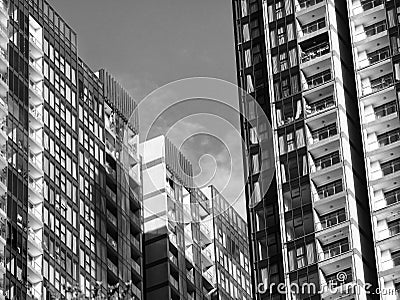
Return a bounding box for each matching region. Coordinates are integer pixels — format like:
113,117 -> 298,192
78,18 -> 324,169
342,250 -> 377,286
140,135 -> 252,300
0,1 -> 143,299
230,0 -> 400,299
203,185 -> 252,300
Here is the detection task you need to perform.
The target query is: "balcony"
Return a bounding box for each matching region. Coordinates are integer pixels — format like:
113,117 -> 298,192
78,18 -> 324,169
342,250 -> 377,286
29,151 -> 43,177
29,58 -> 43,82
301,42 -> 330,64
27,286 -> 41,300
309,123 -> 338,146
27,229 -> 43,256
296,0 -> 324,12
377,130 -> 400,150
170,275 -> 179,291
131,234 -> 140,251
106,186 -> 117,203
0,97 -> 6,119
107,210 -> 117,228
28,177 -> 43,205
385,188 -> 400,207
303,70 -> 332,91
353,0 -> 384,16
105,163 -> 116,180
29,82 -> 43,105
380,253 -> 400,277
28,128 -> 43,152
299,18 -> 326,38
374,100 -> 398,122
319,241 -> 350,261
312,151 -> 341,173
29,34 -> 43,59
0,48 -> 7,73
169,252 -> 178,266
316,179 -> 343,200
0,22 -> 6,43
28,205 -> 43,230
355,21 -> 386,44
305,95 -> 335,117
377,221 -> 400,242
131,259 -> 141,275
107,234 -> 118,252
358,47 -> 390,70
323,269 -> 353,290
27,257 -> 42,283
107,259 -> 118,275
316,209 -> 347,231
381,158 -> 400,177
0,72 -> 7,98
363,74 -> 394,96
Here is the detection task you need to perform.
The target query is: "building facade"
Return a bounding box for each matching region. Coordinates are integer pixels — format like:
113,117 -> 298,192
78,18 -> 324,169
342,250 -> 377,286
231,0 -> 397,299
140,136 -> 252,300
204,185 -> 252,300
0,1 -> 143,299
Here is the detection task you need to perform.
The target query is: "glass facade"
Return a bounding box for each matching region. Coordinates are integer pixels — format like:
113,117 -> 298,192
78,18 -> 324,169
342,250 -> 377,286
232,0 -> 381,299
2,1 -> 144,299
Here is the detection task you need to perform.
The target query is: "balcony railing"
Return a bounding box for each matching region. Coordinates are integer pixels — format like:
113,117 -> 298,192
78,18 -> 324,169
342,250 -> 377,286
107,259 -> 118,275
369,74 -> 394,95
169,252 -> 178,265
381,256 -> 400,271
381,158 -> 400,176
319,242 -> 350,261
29,128 -> 42,145
301,43 -> 330,63
316,180 -> 343,199
365,47 -> 390,66
354,0 -> 384,13
29,151 -> 42,169
305,70 -> 332,90
311,123 -> 338,143
28,179 -> 43,196
301,18 -> 326,36
29,82 -> 43,95
29,58 -> 42,72
364,21 -> 386,38
297,0 -> 324,11
29,34 -> 42,48
388,223 -> 400,237
0,73 -> 7,85
106,186 -> 117,203
377,130 -> 400,147
107,210 -> 117,227
28,205 -> 42,221
131,234 -> 140,249
318,210 -> 347,230
0,48 -> 6,61
306,95 -> 335,116
105,163 -> 116,179
325,269 -> 353,287
374,100 -> 398,119
170,275 -> 179,290
107,234 -> 118,252
314,151 -> 341,171
385,188 -> 400,206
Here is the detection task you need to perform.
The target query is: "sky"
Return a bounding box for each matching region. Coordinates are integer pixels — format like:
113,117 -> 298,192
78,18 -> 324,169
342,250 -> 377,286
49,0 -> 247,218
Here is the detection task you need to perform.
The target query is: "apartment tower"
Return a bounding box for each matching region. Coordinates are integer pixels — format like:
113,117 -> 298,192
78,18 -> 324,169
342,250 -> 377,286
140,135 -> 252,300
232,0 -> 385,299
0,1 -> 143,299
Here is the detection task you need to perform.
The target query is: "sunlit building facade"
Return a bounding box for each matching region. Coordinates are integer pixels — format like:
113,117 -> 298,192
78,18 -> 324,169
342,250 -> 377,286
231,0 -> 393,299
1,1 -> 143,299
140,136 -> 252,300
